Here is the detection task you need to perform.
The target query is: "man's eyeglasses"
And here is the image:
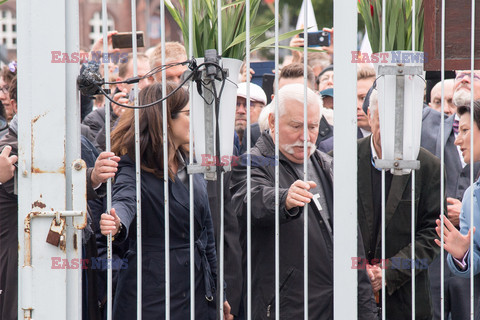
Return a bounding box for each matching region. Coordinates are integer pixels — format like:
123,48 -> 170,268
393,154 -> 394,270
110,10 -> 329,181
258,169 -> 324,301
236,101 -> 265,109
455,72 -> 480,82
0,85 -> 9,94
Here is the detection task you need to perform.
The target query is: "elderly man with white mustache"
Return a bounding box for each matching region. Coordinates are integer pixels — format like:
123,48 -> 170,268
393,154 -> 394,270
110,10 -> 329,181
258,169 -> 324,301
230,83 -> 377,320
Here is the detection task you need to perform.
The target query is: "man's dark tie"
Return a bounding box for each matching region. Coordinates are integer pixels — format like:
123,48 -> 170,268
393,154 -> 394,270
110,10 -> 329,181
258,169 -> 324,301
453,119 -> 459,134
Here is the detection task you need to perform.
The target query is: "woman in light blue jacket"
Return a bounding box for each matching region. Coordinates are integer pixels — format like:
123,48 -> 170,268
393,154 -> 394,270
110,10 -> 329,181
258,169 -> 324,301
435,101 -> 480,276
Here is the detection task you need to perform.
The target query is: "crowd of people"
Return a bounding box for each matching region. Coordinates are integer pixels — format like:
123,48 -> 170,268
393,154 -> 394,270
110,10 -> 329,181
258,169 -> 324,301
2,29 -> 480,320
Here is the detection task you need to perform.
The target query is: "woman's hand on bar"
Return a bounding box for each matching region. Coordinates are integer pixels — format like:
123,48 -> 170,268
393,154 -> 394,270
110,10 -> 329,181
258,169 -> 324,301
100,207 -> 121,236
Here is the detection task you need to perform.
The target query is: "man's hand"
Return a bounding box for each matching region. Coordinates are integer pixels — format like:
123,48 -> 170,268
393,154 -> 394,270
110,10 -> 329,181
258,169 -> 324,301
100,208 -> 121,236
90,31 -> 119,59
0,145 -> 17,183
223,301 -> 234,320
320,28 -> 334,56
239,64 -> 255,83
289,34 -> 305,63
112,90 -> 129,116
285,180 -> 317,210
90,151 -> 120,188
366,264 -> 384,293
446,197 -> 462,227
435,216 -> 474,261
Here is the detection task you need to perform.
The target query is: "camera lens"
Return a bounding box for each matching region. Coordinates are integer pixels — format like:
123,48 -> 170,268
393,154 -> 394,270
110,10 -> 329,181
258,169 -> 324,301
319,37 -> 324,42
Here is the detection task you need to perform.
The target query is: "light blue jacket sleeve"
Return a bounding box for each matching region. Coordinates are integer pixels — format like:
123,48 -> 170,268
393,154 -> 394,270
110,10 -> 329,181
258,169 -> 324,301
447,182 -> 480,277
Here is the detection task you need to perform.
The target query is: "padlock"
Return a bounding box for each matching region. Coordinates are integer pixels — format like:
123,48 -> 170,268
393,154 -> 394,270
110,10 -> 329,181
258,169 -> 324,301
46,217 -> 66,247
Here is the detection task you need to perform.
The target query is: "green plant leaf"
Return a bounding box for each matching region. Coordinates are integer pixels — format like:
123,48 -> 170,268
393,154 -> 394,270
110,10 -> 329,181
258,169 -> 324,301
274,45 -> 327,53
226,20 -> 275,51
222,0 -> 245,10
253,28 -> 306,50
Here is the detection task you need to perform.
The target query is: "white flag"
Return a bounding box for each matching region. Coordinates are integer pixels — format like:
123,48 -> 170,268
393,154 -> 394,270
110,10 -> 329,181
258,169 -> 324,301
296,0 -> 318,32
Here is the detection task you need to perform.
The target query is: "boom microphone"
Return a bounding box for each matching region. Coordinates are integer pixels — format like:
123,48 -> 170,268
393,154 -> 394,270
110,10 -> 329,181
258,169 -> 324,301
77,64 -> 104,96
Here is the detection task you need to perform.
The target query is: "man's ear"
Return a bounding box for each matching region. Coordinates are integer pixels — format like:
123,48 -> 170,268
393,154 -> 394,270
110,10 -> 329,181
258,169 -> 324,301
367,107 -> 372,126
10,99 -> 17,114
268,113 -> 275,133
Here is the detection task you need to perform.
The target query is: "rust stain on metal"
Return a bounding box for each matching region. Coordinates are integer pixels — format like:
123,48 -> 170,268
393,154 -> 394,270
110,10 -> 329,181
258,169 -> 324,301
75,212 -> 88,230
24,214 -> 32,266
24,216 -> 31,233
31,167 -> 65,174
31,112 -> 47,124
32,200 -> 46,209
73,233 -> 78,251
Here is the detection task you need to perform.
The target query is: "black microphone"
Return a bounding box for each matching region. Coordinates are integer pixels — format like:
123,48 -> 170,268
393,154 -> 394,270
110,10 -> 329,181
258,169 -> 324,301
77,64 -> 104,96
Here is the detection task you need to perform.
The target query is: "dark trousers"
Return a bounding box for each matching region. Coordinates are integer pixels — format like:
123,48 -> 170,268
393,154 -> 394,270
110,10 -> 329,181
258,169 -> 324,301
0,189 -> 18,320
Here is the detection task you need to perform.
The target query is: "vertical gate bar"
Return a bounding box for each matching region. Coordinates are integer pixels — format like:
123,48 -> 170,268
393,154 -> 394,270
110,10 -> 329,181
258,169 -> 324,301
245,0 -> 252,318
470,0 -> 476,318
129,2 -> 143,319
220,171 -> 225,320
274,0 -> 280,318
302,3 -> 309,320
380,0 -> 387,318
381,156 -> 386,319
217,0 -> 222,56
440,0 -> 446,318
410,1 -> 416,317
410,163 -> 417,317
412,0 -> 416,52
188,0 -> 195,318
101,0 -> 114,318
65,0 -> 82,317
217,0 -> 225,318
145,0 -> 150,49
159,0 -> 170,319
333,0 -> 358,318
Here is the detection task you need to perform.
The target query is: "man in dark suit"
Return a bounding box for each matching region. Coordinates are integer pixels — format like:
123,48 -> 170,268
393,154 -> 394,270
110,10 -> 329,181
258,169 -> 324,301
421,70 -> 480,319
358,89 -> 441,319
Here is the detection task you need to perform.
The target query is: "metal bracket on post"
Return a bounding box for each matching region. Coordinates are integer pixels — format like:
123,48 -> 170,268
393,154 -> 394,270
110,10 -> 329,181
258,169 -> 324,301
186,50 -> 232,180
375,64 -> 422,174
72,159 -> 87,230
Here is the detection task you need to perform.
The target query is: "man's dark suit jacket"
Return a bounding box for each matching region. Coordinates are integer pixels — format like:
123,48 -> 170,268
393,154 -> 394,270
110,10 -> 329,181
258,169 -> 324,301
357,137 -> 441,320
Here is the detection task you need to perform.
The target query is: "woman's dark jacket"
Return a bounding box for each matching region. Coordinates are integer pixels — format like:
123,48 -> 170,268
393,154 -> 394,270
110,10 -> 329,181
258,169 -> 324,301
112,155 -> 217,319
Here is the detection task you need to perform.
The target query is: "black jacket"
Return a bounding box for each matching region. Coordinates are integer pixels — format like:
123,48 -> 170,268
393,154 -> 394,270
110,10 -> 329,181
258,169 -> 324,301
230,132 -> 376,320
112,155 -> 217,319
357,137 -> 441,319
81,106 -> 119,152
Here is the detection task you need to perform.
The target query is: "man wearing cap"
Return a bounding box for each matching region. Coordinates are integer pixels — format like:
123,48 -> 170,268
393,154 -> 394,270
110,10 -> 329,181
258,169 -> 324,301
317,64 -> 333,92
235,82 -> 267,154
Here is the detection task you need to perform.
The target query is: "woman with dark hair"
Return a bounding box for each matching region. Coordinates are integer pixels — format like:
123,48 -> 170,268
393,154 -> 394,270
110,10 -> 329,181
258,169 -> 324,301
436,100 -> 480,279
100,82 -> 219,319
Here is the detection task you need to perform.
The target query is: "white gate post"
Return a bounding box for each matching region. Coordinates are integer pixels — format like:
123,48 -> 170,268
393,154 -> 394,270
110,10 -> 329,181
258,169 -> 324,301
333,0 -> 358,318
17,1 -> 83,319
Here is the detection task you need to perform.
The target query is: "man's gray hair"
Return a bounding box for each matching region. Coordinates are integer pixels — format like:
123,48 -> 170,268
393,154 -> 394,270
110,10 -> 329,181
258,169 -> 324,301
271,83 -> 323,119
369,89 -> 378,120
